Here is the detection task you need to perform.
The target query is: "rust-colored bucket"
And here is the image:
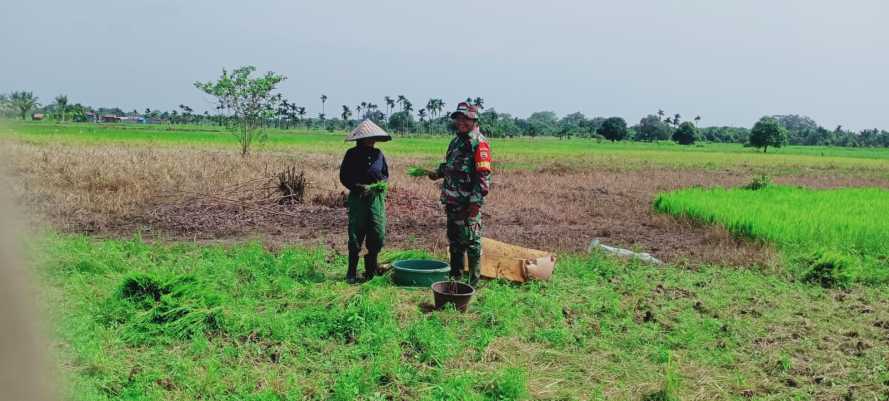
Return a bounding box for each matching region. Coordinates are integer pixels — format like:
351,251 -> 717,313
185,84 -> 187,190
431,281 -> 475,312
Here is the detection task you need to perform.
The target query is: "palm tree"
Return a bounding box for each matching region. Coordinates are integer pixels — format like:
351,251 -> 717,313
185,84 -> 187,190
179,104 -> 193,124
657,109 -> 665,121
320,94 -> 328,128
418,108 -> 427,133
673,114 -> 681,127
10,91 -> 39,120
296,107 -> 307,126
384,96 -> 395,119
341,105 -> 352,123
472,97 -> 484,109
434,99 -> 445,119
694,115 -> 702,126
426,99 -> 436,119
54,95 -> 68,122
355,104 -> 362,120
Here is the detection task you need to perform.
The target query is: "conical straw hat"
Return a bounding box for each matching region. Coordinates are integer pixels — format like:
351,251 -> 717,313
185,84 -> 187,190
346,119 -> 391,142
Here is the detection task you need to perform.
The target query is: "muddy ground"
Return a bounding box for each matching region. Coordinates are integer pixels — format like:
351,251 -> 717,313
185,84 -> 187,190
7,142 -> 889,266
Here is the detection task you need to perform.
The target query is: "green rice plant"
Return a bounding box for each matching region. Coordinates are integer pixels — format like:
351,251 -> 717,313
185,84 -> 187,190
654,185 -> 889,284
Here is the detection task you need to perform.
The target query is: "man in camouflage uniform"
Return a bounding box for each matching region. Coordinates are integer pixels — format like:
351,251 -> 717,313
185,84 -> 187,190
428,102 -> 492,286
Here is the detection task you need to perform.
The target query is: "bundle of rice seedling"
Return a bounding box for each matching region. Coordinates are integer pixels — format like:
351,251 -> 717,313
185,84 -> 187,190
367,181 -> 389,194
407,166 -> 431,177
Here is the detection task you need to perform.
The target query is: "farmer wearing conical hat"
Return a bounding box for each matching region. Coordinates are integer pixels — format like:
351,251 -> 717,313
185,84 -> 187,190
428,102 -> 492,286
339,120 -> 391,284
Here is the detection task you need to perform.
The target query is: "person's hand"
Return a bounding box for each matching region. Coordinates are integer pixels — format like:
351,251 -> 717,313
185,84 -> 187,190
354,184 -> 369,195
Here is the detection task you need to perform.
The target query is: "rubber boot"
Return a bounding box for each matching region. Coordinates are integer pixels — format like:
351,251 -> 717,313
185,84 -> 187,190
364,252 -> 378,282
467,257 -> 481,287
346,250 -> 359,284
449,250 -> 465,281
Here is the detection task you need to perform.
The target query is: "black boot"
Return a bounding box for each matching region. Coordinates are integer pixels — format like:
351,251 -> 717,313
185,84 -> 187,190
449,250 -> 465,281
467,258 -> 481,287
364,252 -> 378,282
346,250 -> 359,284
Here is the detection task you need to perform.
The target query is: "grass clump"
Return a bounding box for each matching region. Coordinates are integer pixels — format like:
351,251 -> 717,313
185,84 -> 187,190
798,250 -> 861,288
103,272 -> 223,344
743,174 -> 772,190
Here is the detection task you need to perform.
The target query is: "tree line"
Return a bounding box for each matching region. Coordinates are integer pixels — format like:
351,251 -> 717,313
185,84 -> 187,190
4,67 -> 889,151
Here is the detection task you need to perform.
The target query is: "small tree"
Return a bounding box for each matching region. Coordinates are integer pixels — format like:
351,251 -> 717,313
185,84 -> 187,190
597,117 -> 628,142
9,91 -> 39,120
749,116 -> 788,153
672,121 -> 698,145
195,66 -> 286,156
388,111 -> 416,134
636,114 -> 671,142
0,94 -> 8,117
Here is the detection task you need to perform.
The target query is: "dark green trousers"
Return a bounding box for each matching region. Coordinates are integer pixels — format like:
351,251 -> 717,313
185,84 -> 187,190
446,205 -> 482,285
347,191 -> 387,255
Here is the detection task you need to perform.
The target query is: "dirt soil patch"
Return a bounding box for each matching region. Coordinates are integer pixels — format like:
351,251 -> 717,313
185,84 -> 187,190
6,141 -> 889,266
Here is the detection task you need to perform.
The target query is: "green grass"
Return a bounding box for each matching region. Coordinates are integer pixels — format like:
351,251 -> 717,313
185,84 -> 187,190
654,185 -> 889,285
5,121 -> 889,175
36,234 -> 889,400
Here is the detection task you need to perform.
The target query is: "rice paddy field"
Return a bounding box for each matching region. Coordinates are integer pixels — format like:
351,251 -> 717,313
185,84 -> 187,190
5,122 -> 889,176
4,121 -> 889,400
654,185 -> 889,286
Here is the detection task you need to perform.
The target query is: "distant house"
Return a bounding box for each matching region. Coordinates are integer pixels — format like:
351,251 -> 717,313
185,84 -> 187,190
32,113 -> 45,121
119,116 -> 146,124
101,115 -> 121,123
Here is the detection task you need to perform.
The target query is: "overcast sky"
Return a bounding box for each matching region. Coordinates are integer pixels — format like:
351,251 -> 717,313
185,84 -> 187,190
2,0 -> 887,130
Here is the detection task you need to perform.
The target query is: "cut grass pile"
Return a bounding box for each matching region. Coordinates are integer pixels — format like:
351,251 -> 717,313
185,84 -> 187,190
654,185 -> 889,285
36,234 -> 889,400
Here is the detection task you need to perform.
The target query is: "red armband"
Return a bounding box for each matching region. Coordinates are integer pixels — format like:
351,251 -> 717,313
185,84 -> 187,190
475,142 -> 492,173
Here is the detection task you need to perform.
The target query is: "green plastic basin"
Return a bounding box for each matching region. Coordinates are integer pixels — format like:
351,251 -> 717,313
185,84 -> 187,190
391,259 -> 450,287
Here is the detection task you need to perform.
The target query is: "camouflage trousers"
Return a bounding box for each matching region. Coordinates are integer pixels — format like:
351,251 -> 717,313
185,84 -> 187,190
446,204 -> 482,285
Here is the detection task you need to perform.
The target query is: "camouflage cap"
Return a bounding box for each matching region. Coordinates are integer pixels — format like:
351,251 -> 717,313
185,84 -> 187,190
345,119 -> 392,142
449,102 -> 479,120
